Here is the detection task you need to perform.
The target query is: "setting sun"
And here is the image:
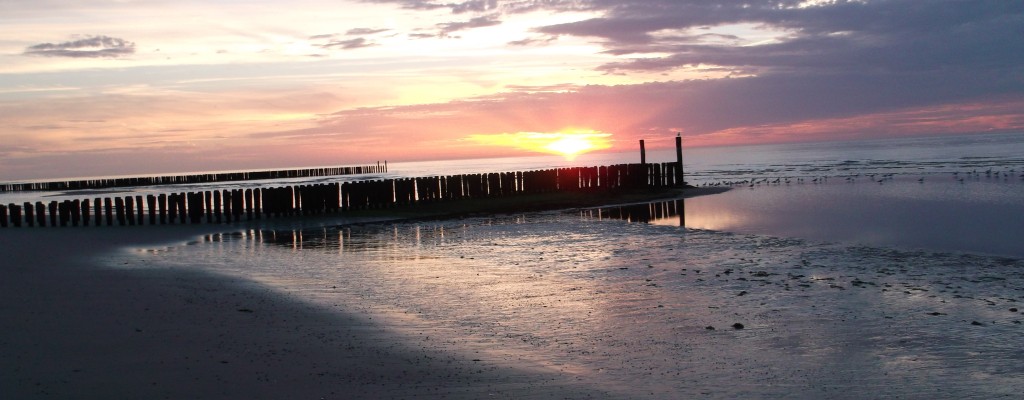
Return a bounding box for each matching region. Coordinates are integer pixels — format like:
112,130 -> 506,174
466,129 -> 612,160
545,136 -> 595,158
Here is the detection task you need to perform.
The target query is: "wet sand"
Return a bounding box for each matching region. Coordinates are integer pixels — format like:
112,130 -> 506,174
0,188 -> 725,399
0,226 -> 612,399
5,185 -> 1021,398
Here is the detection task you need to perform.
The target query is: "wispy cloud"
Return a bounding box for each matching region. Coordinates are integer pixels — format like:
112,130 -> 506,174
318,37 -> 376,50
346,27 -> 391,35
437,14 -> 502,36
24,35 -> 135,58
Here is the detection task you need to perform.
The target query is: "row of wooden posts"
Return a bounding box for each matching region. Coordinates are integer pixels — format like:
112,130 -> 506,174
0,162 -> 684,228
0,163 -> 387,192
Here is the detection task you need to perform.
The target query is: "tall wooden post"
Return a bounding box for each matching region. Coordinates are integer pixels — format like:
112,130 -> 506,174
639,139 -> 646,165
675,133 -> 684,187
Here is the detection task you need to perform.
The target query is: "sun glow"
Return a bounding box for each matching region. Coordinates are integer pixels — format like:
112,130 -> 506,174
466,129 -> 612,160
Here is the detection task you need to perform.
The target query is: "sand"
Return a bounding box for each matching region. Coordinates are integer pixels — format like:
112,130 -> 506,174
0,224 -> 611,399
1,188 -> 727,399
4,185 -> 1021,399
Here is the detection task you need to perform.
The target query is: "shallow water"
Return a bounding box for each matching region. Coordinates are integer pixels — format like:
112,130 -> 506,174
124,206 -> 1024,398
683,176 -> 1024,258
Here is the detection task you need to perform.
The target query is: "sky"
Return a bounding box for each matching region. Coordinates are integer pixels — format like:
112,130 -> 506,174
1,0 -> 1023,180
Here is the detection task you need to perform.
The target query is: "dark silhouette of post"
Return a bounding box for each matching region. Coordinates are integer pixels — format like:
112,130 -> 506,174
24,202 -> 34,227
639,139 -> 646,165
675,133 -> 684,186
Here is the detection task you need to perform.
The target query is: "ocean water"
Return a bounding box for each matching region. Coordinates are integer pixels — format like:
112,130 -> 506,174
101,132 -> 1024,397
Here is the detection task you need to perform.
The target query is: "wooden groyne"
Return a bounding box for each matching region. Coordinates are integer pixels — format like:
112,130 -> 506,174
1,162 -> 684,228
0,163 -> 387,192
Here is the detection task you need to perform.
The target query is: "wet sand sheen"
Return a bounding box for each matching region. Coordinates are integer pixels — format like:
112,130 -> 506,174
139,212 -> 1024,398
4,184 -> 1024,398
0,226 -> 613,399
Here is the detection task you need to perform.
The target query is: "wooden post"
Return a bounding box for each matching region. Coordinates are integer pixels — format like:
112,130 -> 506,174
135,195 -> 144,225
675,133 -> 684,186
125,197 -> 135,225
49,201 -> 58,227
214,190 -> 222,223
177,193 -> 187,223
37,202 -> 47,227
104,198 -> 114,226
147,195 -> 157,225
82,199 -> 90,226
222,190 -> 232,222
254,188 -> 263,218
232,189 -> 243,221
640,139 -> 646,165
168,194 -> 178,224
59,200 -> 71,227
204,191 -> 213,223
10,204 -> 21,227
158,194 -> 167,224
94,198 -> 102,226
1,204 -> 8,227
245,189 -> 253,220
70,199 -> 80,226
23,202 -> 34,227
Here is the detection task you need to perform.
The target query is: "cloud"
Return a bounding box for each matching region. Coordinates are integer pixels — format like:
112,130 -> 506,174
368,0 -> 1024,140
318,37 -> 376,50
507,35 -> 557,46
438,14 -> 502,36
311,28 -> 392,49
345,27 -> 391,35
24,35 -> 135,58
367,0 -> 501,13
535,1 -> 1024,76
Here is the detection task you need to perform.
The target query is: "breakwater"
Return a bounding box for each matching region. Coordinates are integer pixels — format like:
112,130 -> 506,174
0,163 -> 387,192
1,162 -> 684,228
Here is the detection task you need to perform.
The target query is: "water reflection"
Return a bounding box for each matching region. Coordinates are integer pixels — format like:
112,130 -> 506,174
203,223 -> 459,256
577,177 -> 1024,258
683,179 -> 1024,258
581,199 -> 684,226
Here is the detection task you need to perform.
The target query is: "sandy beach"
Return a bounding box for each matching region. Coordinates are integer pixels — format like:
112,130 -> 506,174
0,223 -> 629,399
3,185 -> 1023,399
0,189 -> 721,399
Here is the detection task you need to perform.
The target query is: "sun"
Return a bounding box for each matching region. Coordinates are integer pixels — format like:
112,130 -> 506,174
465,129 -> 613,160
545,136 -> 596,159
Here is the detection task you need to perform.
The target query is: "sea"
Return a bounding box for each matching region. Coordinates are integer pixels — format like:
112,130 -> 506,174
25,132 -> 1024,397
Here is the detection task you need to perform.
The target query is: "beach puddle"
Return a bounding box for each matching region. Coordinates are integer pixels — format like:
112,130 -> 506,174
118,202 -> 1024,398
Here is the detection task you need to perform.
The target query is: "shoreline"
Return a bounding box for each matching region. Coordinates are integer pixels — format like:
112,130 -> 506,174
0,186 -> 726,399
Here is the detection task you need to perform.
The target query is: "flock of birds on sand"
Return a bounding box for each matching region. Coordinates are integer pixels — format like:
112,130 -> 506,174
697,167 -> 1023,188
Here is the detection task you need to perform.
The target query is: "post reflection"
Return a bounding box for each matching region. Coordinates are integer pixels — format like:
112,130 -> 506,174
581,199 -> 684,226
202,223 -> 452,255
